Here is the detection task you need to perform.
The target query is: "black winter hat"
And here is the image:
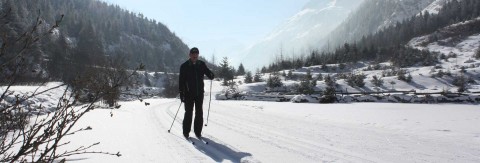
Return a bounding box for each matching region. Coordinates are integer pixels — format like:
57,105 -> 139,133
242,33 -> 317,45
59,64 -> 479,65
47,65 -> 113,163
190,47 -> 199,54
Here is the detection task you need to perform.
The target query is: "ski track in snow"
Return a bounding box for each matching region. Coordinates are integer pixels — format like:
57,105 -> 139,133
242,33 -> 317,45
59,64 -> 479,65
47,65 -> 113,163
161,100 -> 256,163
61,96 -> 480,163
209,103 -> 376,162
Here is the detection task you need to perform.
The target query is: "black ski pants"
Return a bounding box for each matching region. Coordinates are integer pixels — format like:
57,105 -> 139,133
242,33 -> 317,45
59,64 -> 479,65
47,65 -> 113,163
183,95 -> 204,137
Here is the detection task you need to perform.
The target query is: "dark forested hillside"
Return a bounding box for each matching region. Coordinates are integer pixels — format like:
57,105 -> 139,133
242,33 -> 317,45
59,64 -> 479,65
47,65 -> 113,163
0,0 -> 189,82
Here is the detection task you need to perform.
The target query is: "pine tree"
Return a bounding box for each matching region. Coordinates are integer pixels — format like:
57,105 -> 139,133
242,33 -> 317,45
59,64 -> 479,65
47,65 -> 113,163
267,72 -> 283,89
287,70 -> 294,80
244,71 -> 253,83
322,75 -> 336,103
397,69 -> 410,82
237,63 -> 246,76
390,81 -> 396,90
370,75 -> 384,87
253,72 -> 262,83
346,73 -> 366,87
452,74 -> 467,93
218,57 -> 234,86
295,70 -> 317,95
317,73 -> 323,81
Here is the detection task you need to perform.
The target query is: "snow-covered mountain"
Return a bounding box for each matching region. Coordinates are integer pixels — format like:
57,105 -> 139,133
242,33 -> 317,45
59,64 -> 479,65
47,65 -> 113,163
419,0 -> 448,15
325,0 -> 444,50
377,0 -> 436,30
239,0 -> 363,70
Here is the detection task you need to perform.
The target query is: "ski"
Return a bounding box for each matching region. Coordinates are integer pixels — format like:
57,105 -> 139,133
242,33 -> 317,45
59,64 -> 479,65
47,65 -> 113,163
185,137 -> 195,145
196,137 -> 209,145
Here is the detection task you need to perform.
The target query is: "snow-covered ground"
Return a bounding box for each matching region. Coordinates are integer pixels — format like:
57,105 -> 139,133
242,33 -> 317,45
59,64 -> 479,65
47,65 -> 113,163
0,82 -> 68,114
35,80 -> 476,163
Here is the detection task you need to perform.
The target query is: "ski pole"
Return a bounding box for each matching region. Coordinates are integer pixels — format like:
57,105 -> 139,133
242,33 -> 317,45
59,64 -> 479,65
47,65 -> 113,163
205,80 -> 213,126
167,101 -> 182,133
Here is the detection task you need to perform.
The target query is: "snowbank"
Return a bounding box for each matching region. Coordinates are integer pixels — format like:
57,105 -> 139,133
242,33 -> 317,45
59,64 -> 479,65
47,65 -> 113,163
0,82 -> 68,114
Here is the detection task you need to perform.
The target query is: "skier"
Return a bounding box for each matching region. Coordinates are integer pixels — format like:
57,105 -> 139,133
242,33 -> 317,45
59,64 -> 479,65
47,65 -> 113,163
179,47 -> 214,139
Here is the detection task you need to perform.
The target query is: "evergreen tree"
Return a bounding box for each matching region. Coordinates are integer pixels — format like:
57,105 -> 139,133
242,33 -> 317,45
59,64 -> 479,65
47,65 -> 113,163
389,81 -> 396,90
267,72 -> 283,89
397,69 -> 411,82
261,66 -> 267,73
305,69 -> 312,80
237,63 -> 246,76
370,75 -> 384,87
244,71 -> 253,83
452,74 -> 468,93
253,71 -> 263,83
317,73 -> 323,81
287,70 -> 294,80
218,57 -> 234,86
322,75 -> 336,103
295,70 -> 317,95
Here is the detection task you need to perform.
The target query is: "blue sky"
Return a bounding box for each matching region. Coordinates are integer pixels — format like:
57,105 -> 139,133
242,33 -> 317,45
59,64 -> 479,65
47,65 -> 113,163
102,0 -> 309,65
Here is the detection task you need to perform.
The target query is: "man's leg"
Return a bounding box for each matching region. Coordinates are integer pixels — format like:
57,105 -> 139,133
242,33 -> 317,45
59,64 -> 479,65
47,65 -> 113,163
182,98 -> 194,137
193,95 -> 204,137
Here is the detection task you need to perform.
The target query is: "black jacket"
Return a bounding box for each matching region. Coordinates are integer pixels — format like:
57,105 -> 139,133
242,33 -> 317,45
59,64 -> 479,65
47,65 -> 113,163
179,60 -> 214,98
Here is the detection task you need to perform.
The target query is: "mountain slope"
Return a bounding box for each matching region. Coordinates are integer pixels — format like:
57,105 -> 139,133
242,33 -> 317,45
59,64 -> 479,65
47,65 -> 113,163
0,0 -> 189,83
324,0 -> 438,50
240,0 -> 363,70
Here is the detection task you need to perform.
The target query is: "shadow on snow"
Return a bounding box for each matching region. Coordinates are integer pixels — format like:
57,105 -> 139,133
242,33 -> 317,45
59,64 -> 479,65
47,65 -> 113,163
191,137 -> 254,163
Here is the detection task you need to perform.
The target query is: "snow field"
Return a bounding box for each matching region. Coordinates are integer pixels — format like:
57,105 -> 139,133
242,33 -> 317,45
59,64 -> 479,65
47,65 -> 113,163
59,95 -> 480,162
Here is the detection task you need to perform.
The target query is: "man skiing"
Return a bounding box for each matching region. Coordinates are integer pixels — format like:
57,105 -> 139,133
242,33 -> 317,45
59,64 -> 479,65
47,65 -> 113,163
179,47 -> 214,139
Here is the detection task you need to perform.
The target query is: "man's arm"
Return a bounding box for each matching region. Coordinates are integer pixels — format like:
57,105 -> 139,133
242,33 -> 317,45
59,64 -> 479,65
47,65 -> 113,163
203,62 -> 214,80
179,65 -> 186,101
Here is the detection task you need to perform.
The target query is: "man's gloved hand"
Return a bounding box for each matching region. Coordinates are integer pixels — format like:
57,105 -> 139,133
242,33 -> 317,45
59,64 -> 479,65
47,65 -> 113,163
179,92 -> 185,102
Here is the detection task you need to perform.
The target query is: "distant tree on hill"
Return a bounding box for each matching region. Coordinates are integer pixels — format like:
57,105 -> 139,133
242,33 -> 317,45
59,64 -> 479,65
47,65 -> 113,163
294,70 -> 317,95
253,71 -> 263,82
321,75 -> 337,103
397,69 -> 412,82
237,63 -> 246,76
452,74 -> 468,93
370,75 -> 384,87
267,72 -> 283,89
346,73 -> 366,87
244,71 -> 253,83
389,81 -> 396,90
317,73 -> 323,81
287,70 -> 294,80
218,57 -> 235,86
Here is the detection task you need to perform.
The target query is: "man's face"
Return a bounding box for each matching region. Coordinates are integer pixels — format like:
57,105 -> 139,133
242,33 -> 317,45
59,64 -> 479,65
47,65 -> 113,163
189,52 -> 199,62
